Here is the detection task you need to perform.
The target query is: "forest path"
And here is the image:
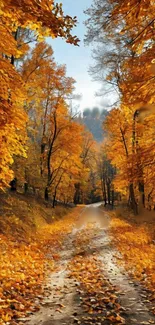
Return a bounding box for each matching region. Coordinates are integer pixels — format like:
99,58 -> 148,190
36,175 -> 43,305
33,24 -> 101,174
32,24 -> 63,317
25,205 -> 155,325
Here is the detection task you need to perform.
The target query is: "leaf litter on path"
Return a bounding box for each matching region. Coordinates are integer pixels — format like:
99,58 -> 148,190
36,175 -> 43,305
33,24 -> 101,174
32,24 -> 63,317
0,208 -> 82,325
13,208 -> 155,325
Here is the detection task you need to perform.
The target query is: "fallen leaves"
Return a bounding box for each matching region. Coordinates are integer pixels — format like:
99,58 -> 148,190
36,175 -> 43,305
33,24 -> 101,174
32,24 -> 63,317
68,225 -> 126,324
0,236 -> 45,324
110,214 -> 155,315
0,207 -> 81,325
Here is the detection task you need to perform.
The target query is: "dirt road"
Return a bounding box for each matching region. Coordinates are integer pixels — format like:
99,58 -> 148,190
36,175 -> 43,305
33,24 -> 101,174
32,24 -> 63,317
25,205 -> 155,325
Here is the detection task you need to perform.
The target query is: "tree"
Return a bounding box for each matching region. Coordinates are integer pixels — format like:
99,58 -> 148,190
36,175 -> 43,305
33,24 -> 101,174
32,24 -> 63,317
50,147 -> 83,207
96,148 -> 115,207
16,42 -> 84,203
85,0 -> 155,213
103,108 -> 138,214
0,61 -> 27,188
74,130 -> 97,204
1,1 -> 79,46
0,0 -> 79,189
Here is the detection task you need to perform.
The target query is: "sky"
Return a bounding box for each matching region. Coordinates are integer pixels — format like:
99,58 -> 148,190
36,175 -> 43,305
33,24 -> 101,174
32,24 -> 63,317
47,0 -> 103,113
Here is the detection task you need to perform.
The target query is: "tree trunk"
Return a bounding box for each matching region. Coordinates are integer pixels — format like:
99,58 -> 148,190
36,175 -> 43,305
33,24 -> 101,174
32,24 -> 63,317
103,181 -> 107,206
53,192 -> 56,208
139,181 -> 145,207
111,189 -> 114,208
45,187 -> 49,201
107,182 -> 111,205
74,183 -> 80,204
11,29 -> 18,66
10,178 -> 17,191
24,182 -> 28,194
148,189 -> 153,210
129,183 -> 138,215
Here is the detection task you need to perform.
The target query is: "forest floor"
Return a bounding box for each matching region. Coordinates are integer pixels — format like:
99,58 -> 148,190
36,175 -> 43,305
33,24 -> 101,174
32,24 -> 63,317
0,199 -> 155,325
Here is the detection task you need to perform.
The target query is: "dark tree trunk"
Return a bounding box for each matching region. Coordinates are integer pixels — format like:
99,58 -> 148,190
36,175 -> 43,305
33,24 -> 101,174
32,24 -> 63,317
129,183 -> 138,215
111,189 -> 114,208
11,29 -> 18,66
139,180 -> 145,207
131,110 -> 140,215
11,55 -> 15,66
74,183 -> 80,204
103,181 -> 107,206
148,189 -> 153,210
107,182 -> 111,205
24,182 -> 28,194
53,192 -> 56,208
10,178 -> 17,191
45,187 -> 49,201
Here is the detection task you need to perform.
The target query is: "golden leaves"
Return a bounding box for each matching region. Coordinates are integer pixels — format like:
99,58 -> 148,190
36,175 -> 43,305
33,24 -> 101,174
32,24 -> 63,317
110,214 -> 155,314
0,237 -> 45,324
87,1 -> 155,207
0,0 -> 79,189
68,226 -> 125,324
0,207 -> 81,324
2,0 -> 79,45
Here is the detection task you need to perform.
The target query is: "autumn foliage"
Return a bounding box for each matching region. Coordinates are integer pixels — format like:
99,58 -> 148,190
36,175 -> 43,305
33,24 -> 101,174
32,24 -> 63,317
0,15 -> 93,204
2,0 -> 155,324
0,0 -> 79,190
86,0 -> 155,214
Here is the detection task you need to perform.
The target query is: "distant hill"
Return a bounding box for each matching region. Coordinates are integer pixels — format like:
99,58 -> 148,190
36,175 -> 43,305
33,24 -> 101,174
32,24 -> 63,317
82,116 -> 103,142
78,107 -> 108,142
